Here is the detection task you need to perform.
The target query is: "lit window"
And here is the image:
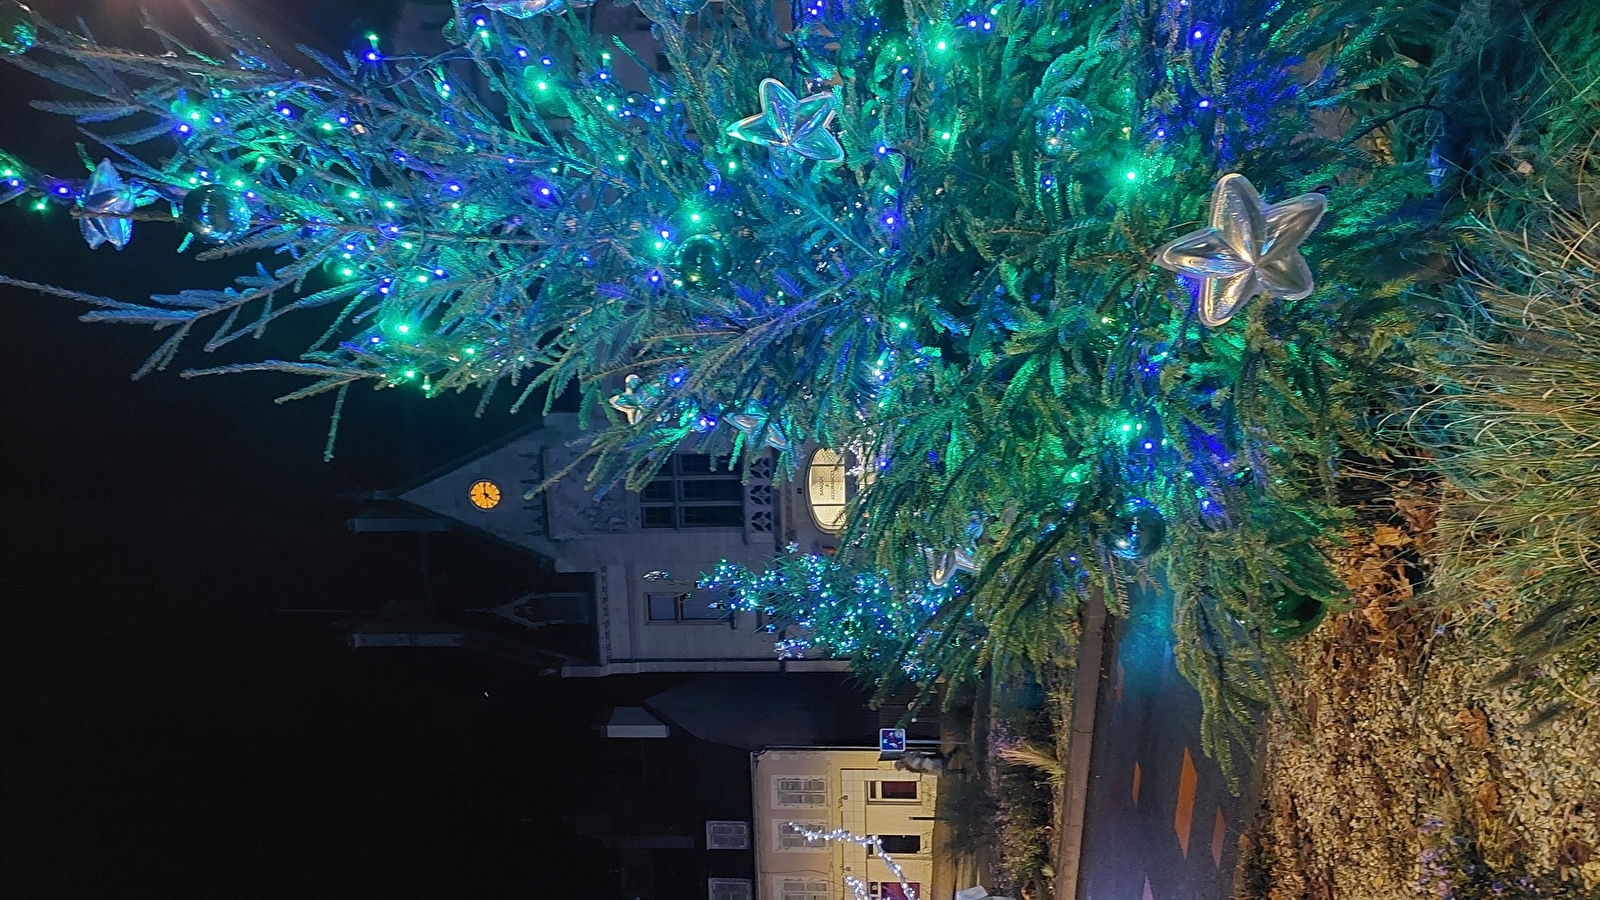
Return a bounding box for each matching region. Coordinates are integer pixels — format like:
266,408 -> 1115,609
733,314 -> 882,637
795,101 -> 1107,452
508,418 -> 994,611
867,780 -> 918,801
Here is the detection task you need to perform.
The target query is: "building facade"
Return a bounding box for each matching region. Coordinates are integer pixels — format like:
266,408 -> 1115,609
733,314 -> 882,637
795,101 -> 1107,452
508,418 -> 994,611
751,748 -> 945,900
383,413 -> 850,676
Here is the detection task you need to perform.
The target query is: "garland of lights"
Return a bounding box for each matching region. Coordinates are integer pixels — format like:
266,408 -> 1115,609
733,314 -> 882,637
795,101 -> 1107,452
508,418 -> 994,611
0,0 -> 1452,764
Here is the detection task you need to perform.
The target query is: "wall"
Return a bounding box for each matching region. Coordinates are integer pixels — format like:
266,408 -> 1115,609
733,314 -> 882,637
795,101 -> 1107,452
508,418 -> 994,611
751,749 -> 943,900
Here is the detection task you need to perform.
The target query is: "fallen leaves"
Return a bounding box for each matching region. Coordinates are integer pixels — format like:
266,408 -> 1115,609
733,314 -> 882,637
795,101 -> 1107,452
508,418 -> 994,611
1243,483 -> 1600,898
1456,707 -> 1491,748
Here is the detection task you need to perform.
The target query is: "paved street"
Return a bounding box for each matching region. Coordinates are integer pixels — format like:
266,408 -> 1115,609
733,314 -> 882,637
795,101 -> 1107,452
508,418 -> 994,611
1076,583 -> 1254,900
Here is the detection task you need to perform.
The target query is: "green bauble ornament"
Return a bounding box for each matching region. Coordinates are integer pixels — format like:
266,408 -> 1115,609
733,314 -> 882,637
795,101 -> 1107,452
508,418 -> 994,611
180,184 -> 251,243
1035,97 -> 1092,157
1106,498 -> 1166,560
1268,593 -> 1327,640
1,2 -> 37,56
674,234 -> 730,290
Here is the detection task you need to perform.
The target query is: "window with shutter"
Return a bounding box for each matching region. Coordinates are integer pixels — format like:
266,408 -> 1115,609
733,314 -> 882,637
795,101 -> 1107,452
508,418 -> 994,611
780,878 -> 830,900
706,820 -> 750,850
709,879 -> 753,900
774,776 -> 828,808
775,821 -> 828,851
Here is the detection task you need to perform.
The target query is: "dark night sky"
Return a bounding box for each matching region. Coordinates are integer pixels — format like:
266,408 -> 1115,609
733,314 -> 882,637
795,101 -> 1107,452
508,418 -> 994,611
0,2 -> 636,895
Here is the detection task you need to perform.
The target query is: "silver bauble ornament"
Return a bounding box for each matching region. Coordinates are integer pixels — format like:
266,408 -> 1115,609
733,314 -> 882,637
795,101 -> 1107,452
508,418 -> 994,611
1035,97 -> 1092,157
674,233 -> 731,290
1106,498 -> 1166,560
180,184 -> 251,243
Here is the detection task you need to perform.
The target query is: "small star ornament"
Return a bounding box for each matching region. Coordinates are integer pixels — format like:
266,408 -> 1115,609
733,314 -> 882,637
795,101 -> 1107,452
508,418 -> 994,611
78,160 -> 153,251
609,374 -> 661,425
725,79 -> 845,165
1155,173 -> 1328,327
728,404 -> 790,451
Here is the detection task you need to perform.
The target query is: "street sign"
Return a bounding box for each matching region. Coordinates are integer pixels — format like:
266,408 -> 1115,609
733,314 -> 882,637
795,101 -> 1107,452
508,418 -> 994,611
879,727 -> 906,754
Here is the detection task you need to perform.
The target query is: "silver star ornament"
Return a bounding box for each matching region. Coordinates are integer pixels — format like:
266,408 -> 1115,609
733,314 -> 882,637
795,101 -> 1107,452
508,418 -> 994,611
609,374 -> 661,425
1155,173 -> 1328,327
79,159 -> 145,251
728,405 -> 790,451
926,547 -> 977,587
724,79 -> 846,165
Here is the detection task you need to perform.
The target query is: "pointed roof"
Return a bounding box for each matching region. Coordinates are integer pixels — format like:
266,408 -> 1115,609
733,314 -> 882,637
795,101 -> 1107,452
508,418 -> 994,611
387,417 -> 562,561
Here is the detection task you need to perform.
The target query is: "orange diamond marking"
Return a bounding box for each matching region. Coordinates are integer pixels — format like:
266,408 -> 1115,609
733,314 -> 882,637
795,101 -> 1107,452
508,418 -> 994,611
1175,748 -> 1197,858
1131,761 -> 1142,805
1212,806 -> 1227,868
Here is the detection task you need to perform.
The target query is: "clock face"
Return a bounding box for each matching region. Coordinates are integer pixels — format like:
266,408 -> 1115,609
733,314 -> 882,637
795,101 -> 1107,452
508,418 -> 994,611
469,479 -> 502,510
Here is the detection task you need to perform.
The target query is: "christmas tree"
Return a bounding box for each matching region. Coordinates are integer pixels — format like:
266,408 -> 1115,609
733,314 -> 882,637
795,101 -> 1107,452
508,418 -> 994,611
0,0 -> 1456,760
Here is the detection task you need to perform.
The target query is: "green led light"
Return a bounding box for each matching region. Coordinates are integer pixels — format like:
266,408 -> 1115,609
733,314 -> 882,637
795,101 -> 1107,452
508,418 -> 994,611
340,267 -> 354,277
536,81 -> 549,91
935,40 -> 948,51
464,347 -> 475,356
941,131 -> 952,140
404,369 -> 417,378
397,324 -> 411,333
347,190 -> 361,200
689,213 -> 702,223
1125,170 -> 1139,181
727,161 -> 738,172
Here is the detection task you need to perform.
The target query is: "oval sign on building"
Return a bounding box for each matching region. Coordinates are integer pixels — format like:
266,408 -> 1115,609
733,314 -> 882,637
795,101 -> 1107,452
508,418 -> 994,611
805,448 -> 847,534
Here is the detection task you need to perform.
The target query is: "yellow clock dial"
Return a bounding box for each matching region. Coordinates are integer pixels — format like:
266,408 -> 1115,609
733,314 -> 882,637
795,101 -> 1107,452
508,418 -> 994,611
469,479 -> 502,510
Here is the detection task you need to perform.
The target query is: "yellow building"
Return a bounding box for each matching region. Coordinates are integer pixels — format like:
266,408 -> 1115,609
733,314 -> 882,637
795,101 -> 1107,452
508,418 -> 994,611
751,748 -> 945,900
